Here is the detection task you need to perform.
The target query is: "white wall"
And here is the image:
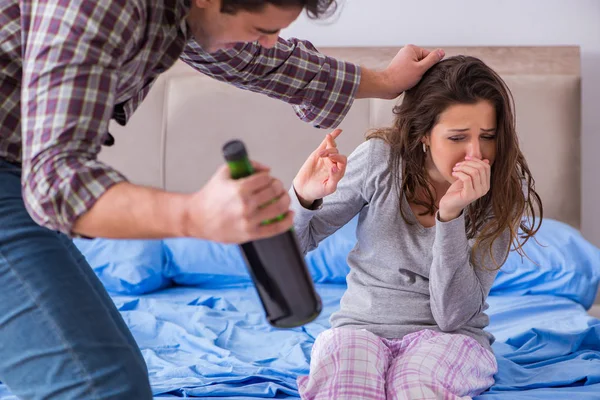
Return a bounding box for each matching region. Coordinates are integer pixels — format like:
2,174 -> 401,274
282,0 -> 600,245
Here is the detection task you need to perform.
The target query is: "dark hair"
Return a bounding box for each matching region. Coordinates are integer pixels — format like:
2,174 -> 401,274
220,0 -> 337,19
367,55 -> 543,269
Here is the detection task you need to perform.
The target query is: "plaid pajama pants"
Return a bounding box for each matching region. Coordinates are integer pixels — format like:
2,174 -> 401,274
297,328 -> 497,400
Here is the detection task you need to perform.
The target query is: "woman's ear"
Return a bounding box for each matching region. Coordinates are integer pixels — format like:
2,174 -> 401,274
420,136 -> 430,146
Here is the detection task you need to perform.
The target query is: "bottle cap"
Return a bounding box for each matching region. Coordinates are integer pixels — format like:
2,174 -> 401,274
222,140 -> 248,162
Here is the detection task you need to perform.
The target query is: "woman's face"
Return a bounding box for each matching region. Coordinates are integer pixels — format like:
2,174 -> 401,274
424,100 -> 497,185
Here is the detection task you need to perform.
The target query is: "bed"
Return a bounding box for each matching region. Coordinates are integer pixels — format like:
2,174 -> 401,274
3,46 -> 598,399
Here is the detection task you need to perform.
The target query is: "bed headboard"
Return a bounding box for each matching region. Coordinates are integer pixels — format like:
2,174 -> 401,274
101,46 -> 581,228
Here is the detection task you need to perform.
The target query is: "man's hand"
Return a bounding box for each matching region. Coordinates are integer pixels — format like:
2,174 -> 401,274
357,45 -> 445,100
185,161 -> 294,243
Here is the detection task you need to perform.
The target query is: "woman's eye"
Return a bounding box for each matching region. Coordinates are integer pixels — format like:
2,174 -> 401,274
449,136 -> 464,142
482,135 -> 497,140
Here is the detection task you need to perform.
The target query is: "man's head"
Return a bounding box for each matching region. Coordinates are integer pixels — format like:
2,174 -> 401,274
187,0 -> 337,52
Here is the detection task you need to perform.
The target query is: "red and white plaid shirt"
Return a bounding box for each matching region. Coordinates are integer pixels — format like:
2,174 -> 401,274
0,0 -> 360,235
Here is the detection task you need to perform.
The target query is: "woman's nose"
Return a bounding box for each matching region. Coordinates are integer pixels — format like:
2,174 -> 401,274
466,141 -> 482,159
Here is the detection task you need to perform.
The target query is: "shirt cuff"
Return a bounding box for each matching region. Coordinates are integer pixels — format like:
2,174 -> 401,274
293,59 -> 361,129
23,163 -> 127,238
434,210 -> 469,253
289,186 -> 322,217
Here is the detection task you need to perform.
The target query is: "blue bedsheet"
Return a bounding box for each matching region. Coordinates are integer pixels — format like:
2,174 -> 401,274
130,286 -> 600,399
11,282 -> 600,400
1,283 -> 599,399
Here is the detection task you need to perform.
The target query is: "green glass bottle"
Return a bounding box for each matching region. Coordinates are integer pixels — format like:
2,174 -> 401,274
223,140 -> 322,328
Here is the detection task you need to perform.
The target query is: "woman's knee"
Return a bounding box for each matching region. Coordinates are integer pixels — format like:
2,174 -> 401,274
312,327 -> 386,357
299,328 -> 389,400
386,332 -> 496,399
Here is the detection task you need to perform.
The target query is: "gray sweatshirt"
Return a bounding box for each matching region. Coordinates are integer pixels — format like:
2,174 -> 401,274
290,138 -> 510,352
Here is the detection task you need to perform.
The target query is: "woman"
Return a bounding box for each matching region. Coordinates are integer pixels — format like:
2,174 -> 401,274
291,55 -> 543,399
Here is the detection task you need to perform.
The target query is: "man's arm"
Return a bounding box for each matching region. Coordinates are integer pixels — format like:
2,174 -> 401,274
73,167 -> 295,243
20,2 -> 293,241
19,1 -> 192,239
180,37 -> 360,129
181,40 -> 444,128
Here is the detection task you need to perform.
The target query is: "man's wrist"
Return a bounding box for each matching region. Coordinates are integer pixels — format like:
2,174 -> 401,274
356,67 -> 396,100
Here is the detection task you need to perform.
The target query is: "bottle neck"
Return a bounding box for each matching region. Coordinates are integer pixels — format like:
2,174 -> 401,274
227,158 -> 254,179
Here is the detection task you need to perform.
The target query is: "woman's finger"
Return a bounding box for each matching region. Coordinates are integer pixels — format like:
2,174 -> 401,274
454,163 -> 483,188
319,148 -> 340,157
451,170 -> 475,197
464,156 -> 491,185
460,160 -> 489,182
328,154 -> 347,165
329,128 -> 342,141
326,129 -> 342,149
482,159 -> 491,186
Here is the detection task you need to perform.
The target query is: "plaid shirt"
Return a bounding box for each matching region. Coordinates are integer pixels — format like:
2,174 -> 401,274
0,0 -> 360,235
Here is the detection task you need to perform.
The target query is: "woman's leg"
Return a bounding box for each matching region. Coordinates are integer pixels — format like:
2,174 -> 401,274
297,327 -> 390,400
386,330 -> 497,400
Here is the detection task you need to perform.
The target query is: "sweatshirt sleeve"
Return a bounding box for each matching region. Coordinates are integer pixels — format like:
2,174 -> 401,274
429,212 -> 510,332
289,139 -> 379,255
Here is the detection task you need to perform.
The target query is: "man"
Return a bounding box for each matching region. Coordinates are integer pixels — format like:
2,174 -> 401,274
0,0 -> 444,397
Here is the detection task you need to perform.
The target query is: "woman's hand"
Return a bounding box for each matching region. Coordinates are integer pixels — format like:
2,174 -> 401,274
292,129 -> 347,208
438,156 -> 491,221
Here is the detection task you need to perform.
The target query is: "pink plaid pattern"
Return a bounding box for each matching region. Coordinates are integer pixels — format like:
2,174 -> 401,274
297,328 -> 497,400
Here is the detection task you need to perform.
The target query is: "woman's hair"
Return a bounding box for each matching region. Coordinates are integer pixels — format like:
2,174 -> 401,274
220,0 -> 337,19
367,55 -> 543,269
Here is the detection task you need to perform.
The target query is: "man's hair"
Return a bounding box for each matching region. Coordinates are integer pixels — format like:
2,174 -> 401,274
220,0 -> 337,19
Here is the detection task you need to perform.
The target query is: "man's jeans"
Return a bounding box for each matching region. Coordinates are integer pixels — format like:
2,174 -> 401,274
0,159 -> 152,399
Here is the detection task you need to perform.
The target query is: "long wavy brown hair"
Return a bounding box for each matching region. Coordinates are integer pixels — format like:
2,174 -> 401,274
367,55 -> 543,269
